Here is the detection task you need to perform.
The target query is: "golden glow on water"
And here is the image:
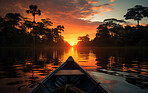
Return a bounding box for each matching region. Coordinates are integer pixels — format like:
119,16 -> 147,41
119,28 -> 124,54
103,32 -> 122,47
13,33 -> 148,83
62,47 -> 78,62
28,47 -> 148,76
61,47 -> 97,70
0,48 -> 148,93
122,64 -> 127,72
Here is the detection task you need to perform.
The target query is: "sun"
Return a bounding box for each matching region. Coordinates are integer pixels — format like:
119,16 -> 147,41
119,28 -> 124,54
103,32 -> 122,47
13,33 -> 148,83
67,40 -> 77,47
70,44 -> 74,46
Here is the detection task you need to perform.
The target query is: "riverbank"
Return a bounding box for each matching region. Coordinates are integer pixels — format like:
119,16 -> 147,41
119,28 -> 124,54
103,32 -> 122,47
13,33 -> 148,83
1,46 -> 148,49
75,46 -> 148,49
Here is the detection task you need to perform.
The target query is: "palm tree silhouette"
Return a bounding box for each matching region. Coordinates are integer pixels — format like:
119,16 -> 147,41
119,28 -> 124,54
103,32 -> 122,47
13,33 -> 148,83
26,5 -> 41,46
26,5 -> 41,23
124,5 -> 148,26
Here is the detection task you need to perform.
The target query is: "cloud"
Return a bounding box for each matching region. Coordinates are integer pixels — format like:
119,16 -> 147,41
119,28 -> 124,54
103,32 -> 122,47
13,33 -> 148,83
88,0 -> 100,4
110,0 -> 115,2
93,3 -> 116,13
0,0 -> 116,44
0,0 -> 116,21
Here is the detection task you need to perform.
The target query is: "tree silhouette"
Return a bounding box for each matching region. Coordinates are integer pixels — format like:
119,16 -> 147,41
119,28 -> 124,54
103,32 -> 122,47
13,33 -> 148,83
78,34 -> 90,43
26,5 -> 41,22
124,5 -> 148,26
104,18 -> 126,27
0,16 -> 4,31
103,18 -> 126,39
4,13 -> 22,27
41,18 -> 53,27
95,18 -> 125,39
77,34 -> 90,46
57,25 -> 64,39
94,18 -> 128,46
40,19 -> 53,44
52,28 -> 59,43
96,24 -> 110,39
26,5 -> 41,47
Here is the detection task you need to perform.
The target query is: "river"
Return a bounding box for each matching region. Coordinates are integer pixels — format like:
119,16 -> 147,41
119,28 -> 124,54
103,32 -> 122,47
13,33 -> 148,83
0,47 -> 148,93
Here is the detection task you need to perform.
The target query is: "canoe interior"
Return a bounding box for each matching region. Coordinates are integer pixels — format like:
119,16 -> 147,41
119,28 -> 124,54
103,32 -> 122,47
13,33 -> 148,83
30,57 -> 107,93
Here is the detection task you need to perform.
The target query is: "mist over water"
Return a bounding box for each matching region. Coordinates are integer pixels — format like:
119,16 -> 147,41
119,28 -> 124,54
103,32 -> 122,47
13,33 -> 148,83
0,47 -> 148,93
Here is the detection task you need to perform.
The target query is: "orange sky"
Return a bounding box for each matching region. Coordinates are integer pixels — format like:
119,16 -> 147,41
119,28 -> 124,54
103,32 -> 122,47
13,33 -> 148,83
0,0 -> 147,45
35,13 -> 100,45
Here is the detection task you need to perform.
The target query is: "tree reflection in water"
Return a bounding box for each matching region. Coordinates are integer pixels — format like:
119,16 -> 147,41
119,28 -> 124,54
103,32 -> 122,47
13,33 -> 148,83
0,47 -> 148,93
0,48 -> 68,93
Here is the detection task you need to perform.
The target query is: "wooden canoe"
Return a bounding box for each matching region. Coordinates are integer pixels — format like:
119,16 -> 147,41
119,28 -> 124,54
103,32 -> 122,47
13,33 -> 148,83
30,56 -> 108,93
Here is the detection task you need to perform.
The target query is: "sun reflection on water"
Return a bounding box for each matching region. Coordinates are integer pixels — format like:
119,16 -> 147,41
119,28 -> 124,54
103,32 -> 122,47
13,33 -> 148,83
0,48 -> 148,93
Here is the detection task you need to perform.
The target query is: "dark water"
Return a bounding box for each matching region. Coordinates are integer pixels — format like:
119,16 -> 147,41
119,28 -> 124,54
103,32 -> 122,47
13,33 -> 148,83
0,47 -> 148,93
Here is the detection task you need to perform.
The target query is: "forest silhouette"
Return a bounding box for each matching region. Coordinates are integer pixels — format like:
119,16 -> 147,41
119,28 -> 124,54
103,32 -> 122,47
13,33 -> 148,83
0,5 -> 69,47
77,5 -> 148,47
0,5 -> 148,47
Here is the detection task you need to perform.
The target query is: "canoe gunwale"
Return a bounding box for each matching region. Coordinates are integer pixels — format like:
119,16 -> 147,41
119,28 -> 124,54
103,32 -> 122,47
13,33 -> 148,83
29,56 -> 108,93
29,60 -> 68,93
